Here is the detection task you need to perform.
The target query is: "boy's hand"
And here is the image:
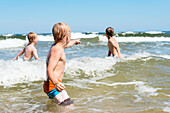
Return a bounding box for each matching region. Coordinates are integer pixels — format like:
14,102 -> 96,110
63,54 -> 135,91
55,82 -> 66,92
117,54 -> 122,58
13,57 -> 18,61
75,39 -> 81,45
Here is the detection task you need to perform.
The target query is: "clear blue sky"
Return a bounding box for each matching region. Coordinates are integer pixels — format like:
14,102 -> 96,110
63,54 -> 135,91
0,0 -> 170,33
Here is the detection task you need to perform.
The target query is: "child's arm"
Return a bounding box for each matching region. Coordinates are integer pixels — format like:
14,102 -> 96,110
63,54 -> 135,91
110,39 -> 122,58
108,51 -> 111,57
13,49 -> 25,61
33,48 -> 39,60
47,48 -> 65,92
116,44 -> 122,58
65,39 -> 81,48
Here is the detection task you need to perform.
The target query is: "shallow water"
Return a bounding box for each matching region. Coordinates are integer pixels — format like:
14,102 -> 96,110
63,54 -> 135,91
0,33 -> 170,112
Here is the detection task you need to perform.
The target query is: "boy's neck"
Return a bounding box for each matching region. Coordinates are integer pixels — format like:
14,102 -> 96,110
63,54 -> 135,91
108,36 -> 113,39
54,41 -> 66,49
54,38 -> 67,49
29,42 -> 35,46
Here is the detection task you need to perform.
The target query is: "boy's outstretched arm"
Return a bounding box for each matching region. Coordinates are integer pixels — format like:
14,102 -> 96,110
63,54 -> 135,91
47,48 -> 65,92
65,39 -> 81,48
13,49 -> 25,61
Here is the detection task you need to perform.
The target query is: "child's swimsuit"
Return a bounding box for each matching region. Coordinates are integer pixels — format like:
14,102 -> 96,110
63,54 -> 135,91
43,80 -> 73,106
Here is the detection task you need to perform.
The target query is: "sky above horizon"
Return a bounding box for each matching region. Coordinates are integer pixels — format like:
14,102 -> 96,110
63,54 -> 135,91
0,0 -> 170,33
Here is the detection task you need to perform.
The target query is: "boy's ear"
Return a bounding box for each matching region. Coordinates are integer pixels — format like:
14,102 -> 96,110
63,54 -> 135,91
66,35 -> 69,41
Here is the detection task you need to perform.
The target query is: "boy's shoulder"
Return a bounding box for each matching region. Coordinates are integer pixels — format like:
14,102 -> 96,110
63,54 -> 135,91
25,44 -> 36,50
50,45 -> 63,55
108,37 -> 115,42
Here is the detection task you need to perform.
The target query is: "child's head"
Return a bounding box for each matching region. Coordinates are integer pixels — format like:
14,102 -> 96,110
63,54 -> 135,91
105,27 -> 114,38
52,23 -> 71,44
27,32 -> 38,44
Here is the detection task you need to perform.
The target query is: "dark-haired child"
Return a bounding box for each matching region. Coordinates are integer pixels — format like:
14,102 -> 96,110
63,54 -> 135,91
105,27 -> 122,58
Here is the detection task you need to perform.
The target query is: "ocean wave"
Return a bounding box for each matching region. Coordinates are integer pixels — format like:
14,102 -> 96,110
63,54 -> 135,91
145,31 -> 164,34
0,39 -> 27,49
98,36 -> 170,42
0,60 -> 46,86
65,57 -> 117,78
158,55 -> 170,59
1,32 -> 170,43
0,52 -> 166,86
38,35 -> 170,42
2,34 -> 13,37
38,32 -> 98,41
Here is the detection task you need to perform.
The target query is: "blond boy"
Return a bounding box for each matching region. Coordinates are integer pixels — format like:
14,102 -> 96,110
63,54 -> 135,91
105,27 -> 122,58
43,23 -> 81,106
13,32 -> 39,61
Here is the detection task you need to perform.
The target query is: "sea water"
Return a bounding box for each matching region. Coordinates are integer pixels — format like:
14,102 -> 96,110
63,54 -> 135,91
0,32 -> 169,112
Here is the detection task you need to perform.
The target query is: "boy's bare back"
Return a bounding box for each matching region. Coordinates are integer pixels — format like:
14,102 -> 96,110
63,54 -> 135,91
23,44 -> 39,60
13,32 -> 39,61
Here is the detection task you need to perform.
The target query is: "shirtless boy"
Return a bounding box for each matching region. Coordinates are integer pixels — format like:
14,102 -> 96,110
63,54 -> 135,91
105,27 -> 122,58
13,32 -> 39,61
43,23 -> 81,106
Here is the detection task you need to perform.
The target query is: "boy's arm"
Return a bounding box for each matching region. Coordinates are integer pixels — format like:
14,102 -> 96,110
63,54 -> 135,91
13,49 -> 25,61
116,44 -> 122,58
110,40 -> 122,58
108,51 -> 111,57
47,48 -> 65,91
65,39 -> 81,48
33,48 -> 39,60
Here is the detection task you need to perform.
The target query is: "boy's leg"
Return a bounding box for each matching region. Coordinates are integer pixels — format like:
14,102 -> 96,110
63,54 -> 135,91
53,92 -> 65,104
54,90 -> 73,106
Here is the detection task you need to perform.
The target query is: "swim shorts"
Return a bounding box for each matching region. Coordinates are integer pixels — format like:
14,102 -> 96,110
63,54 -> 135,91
43,80 -> 73,106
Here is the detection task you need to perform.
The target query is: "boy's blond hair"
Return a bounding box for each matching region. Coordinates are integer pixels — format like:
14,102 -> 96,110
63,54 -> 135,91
27,32 -> 37,43
52,23 -> 71,43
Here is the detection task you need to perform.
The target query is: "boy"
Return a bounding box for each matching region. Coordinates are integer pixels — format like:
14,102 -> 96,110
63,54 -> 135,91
105,27 -> 122,58
13,32 -> 39,61
43,23 -> 81,106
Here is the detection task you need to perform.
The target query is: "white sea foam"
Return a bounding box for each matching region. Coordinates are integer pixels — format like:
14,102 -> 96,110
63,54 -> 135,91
37,35 -> 54,41
122,31 -> 135,35
38,32 -> 98,41
98,36 -> 170,42
163,107 -> 170,113
135,84 -> 160,94
145,31 -> 164,34
89,81 -> 145,86
2,34 -> 13,37
71,32 -> 98,39
159,55 -> 170,59
65,57 -> 117,78
0,52 -> 164,86
0,39 -> 27,49
120,52 -> 151,61
0,60 -> 46,86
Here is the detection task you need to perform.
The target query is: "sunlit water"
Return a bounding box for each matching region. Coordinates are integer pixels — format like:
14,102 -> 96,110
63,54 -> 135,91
0,33 -> 170,112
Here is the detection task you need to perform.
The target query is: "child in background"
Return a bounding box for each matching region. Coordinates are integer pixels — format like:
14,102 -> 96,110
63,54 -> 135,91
43,23 -> 81,106
105,27 -> 122,58
13,32 -> 39,61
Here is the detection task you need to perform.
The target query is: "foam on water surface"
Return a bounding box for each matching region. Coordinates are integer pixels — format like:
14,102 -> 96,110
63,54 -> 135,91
0,39 -> 27,49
